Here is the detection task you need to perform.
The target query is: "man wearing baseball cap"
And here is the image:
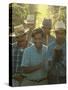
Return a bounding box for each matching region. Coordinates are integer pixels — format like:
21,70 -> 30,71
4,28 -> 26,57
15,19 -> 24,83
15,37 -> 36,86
47,20 -> 66,84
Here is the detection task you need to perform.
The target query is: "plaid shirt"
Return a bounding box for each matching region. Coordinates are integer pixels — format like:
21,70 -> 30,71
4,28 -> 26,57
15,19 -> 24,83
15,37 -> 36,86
12,42 -> 32,74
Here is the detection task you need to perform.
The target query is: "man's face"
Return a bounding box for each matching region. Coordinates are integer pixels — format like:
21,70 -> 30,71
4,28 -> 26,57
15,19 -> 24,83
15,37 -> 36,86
55,29 -> 66,42
43,27 -> 50,35
33,33 -> 43,49
27,23 -> 34,29
16,34 -> 27,47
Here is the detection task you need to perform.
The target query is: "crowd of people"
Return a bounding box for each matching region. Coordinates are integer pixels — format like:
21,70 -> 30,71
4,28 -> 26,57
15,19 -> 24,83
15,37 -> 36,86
10,15 -> 66,86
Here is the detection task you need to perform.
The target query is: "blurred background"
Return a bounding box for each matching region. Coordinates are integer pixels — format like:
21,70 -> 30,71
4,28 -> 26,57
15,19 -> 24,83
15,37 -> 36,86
9,3 -> 66,42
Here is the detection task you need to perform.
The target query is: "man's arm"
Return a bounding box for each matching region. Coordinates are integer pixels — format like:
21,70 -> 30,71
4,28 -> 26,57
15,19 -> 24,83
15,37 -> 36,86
21,63 -> 43,73
21,48 -> 44,73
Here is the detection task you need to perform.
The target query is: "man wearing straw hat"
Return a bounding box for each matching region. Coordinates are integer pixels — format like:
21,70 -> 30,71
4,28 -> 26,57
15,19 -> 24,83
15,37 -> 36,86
12,24 -> 32,86
47,20 -> 66,84
24,15 -> 35,42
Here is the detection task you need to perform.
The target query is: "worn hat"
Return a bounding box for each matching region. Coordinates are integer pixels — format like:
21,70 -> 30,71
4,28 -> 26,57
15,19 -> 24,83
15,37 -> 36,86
42,19 -> 52,29
14,24 -> 29,37
24,15 -> 34,24
55,20 -> 66,31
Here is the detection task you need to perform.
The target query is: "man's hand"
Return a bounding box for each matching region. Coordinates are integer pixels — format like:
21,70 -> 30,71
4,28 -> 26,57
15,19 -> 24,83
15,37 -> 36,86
13,73 -> 25,81
21,62 -> 44,74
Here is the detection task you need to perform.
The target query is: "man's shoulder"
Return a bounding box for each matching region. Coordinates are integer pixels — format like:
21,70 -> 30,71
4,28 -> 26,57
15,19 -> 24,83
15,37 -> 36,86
12,42 -> 17,47
42,44 -> 47,47
28,42 -> 34,46
24,44 -> 34,52
42,44 -> 47,49
49,40 -> 56,47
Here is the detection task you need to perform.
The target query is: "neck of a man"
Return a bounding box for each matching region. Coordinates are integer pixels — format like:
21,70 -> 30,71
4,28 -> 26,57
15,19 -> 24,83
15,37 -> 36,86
35,45 -> 42,53
44,33 -> 50,45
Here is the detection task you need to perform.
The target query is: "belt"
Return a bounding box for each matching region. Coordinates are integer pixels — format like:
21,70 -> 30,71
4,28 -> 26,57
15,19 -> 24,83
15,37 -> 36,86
29,77 -> 48,83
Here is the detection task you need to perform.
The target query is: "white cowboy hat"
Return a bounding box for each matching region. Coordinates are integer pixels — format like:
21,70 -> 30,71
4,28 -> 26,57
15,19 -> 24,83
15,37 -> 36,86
24,15 -> 35,24
54,20 -> 66,31
14,24 -> 29,37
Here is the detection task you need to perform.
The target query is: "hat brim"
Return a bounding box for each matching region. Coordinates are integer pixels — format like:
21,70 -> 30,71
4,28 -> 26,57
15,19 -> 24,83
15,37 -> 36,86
24,28 -> 29,33
24,20 -> 34,24
51,29 -> 66,32
55,28 -> 65,31
15,33 -> 26,37
15,28 -> 29,37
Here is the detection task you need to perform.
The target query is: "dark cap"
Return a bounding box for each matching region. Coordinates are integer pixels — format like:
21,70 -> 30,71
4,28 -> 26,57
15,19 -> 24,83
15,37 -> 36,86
42,19 -> 52,29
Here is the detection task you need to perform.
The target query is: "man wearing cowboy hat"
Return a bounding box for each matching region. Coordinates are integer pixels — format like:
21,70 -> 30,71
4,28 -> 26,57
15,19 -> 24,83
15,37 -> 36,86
24,15 -> 35,42
12,24 -> 32,86
42,18 -> 55,47
47,20 -> 66,84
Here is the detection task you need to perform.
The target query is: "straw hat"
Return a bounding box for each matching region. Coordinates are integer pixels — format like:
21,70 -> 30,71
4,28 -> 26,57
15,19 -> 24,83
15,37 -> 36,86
54,20 -> 66,31
24,15 -> 34,24
14,24 -> 29,37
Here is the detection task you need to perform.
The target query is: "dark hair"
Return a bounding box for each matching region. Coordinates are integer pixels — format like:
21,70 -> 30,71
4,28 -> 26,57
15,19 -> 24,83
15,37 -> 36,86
32,28 -> 43,38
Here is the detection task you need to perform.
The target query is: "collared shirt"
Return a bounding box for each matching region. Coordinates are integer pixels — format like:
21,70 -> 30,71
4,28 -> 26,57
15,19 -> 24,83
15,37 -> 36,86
12,42 -> 24,74
12,42 -> 32,74
21,44 -> 48,81
47,40 -> 66,77
43,35 -> 55,48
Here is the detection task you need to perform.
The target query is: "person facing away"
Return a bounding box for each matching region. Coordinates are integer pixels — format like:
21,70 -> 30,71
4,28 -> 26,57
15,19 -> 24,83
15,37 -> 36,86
47,20 -> 66,84
42,19 -> 55,47
21,28 -> 48,86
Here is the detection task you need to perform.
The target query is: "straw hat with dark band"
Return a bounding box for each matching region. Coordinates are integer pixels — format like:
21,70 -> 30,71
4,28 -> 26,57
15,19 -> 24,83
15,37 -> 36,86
9,24 -> 29,38
14,24 -> 29,37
